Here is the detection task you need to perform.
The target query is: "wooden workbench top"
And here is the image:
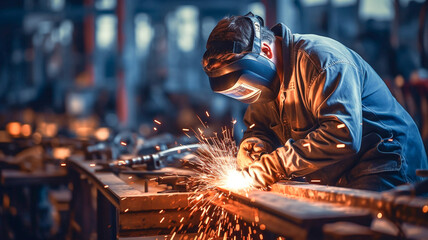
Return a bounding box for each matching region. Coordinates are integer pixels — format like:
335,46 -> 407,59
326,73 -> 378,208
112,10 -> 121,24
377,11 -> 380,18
66,155 -> 193,212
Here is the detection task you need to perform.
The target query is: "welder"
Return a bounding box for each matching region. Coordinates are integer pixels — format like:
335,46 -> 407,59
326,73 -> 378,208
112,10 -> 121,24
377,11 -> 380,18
202,13 -> 428,191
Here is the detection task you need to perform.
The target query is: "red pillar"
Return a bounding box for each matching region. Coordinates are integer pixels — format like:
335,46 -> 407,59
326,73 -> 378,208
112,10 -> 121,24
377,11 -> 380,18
84,0 -> 95,86
262,0 -> 277,27
116,0 -> 128,125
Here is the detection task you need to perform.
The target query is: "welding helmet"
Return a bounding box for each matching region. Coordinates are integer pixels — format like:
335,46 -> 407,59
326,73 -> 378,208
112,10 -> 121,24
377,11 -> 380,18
203,13 -> 280,104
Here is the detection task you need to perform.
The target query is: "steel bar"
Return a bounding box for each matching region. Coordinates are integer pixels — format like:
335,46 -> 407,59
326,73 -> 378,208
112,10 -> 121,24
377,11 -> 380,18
271,181 -> 428,226
210,187 -> 372,239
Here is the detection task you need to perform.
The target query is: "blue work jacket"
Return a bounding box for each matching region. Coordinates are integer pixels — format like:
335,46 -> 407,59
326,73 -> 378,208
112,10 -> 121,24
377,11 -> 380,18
242,24 -> 427,187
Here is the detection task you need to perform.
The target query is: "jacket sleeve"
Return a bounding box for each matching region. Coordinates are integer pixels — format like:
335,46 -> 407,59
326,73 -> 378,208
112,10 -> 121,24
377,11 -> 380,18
243,63 -> 363,187
241,102 -> 282,151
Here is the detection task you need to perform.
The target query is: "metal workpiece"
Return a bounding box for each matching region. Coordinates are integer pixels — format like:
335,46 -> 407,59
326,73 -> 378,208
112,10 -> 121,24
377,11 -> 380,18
271,181 -> 428,227
155,175 -> 192,192
210,187 -> 372,239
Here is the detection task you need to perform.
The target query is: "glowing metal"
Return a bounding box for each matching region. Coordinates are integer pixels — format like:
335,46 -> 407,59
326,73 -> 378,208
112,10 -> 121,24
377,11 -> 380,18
172,123 -> 263,238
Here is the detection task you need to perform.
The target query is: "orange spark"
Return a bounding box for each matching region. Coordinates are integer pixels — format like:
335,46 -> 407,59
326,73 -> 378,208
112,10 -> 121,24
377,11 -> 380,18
160,217 -> 165,223
182,128 -> 190,132
89,163 -> 96,167
377,212 -> 382,219
196,194 -> 204,201
336,144 -> 345,148
249,123 -> 255,129
120,141 -> 127,146
154,119 -> 162,125
153,127 -> 157,131
337,124 -> 345,129
206,111 -> 210,117
218,223 -> 222,236
124,208 -> 129,213
60,163 -> 66,167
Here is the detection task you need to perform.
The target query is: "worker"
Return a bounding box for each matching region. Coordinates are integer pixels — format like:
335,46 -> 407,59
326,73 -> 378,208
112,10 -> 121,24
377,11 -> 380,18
202,13 -> 428,191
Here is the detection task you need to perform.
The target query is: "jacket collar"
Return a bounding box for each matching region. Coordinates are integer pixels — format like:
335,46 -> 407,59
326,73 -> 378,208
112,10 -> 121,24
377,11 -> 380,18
271,23 -> 294,91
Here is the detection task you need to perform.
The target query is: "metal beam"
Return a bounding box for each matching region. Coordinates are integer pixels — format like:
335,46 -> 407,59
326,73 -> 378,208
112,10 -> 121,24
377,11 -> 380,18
210,187 -> 372,239
271,181 -> 428,227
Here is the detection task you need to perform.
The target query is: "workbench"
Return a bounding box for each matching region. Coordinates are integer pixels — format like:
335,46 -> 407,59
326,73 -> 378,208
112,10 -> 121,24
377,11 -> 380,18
66,155 -> 428,240
66,155 -> 200,239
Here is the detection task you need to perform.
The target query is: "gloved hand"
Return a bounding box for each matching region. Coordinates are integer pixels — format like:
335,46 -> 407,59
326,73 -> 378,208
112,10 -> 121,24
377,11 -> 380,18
237,137 -> 271,169
241,150 -> 284,189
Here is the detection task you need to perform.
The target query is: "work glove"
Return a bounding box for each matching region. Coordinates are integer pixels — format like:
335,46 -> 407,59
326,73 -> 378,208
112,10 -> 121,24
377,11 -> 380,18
237,137 -> 271,169
241,150 -> 284,189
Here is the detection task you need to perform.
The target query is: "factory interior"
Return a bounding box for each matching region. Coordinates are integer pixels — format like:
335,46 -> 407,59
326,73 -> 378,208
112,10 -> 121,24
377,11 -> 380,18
1,0 -> 428,239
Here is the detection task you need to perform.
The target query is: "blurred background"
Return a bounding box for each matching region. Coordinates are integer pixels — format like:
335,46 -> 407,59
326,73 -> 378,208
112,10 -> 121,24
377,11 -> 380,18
1,1 -> 428,239
0,0 -> 427,148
